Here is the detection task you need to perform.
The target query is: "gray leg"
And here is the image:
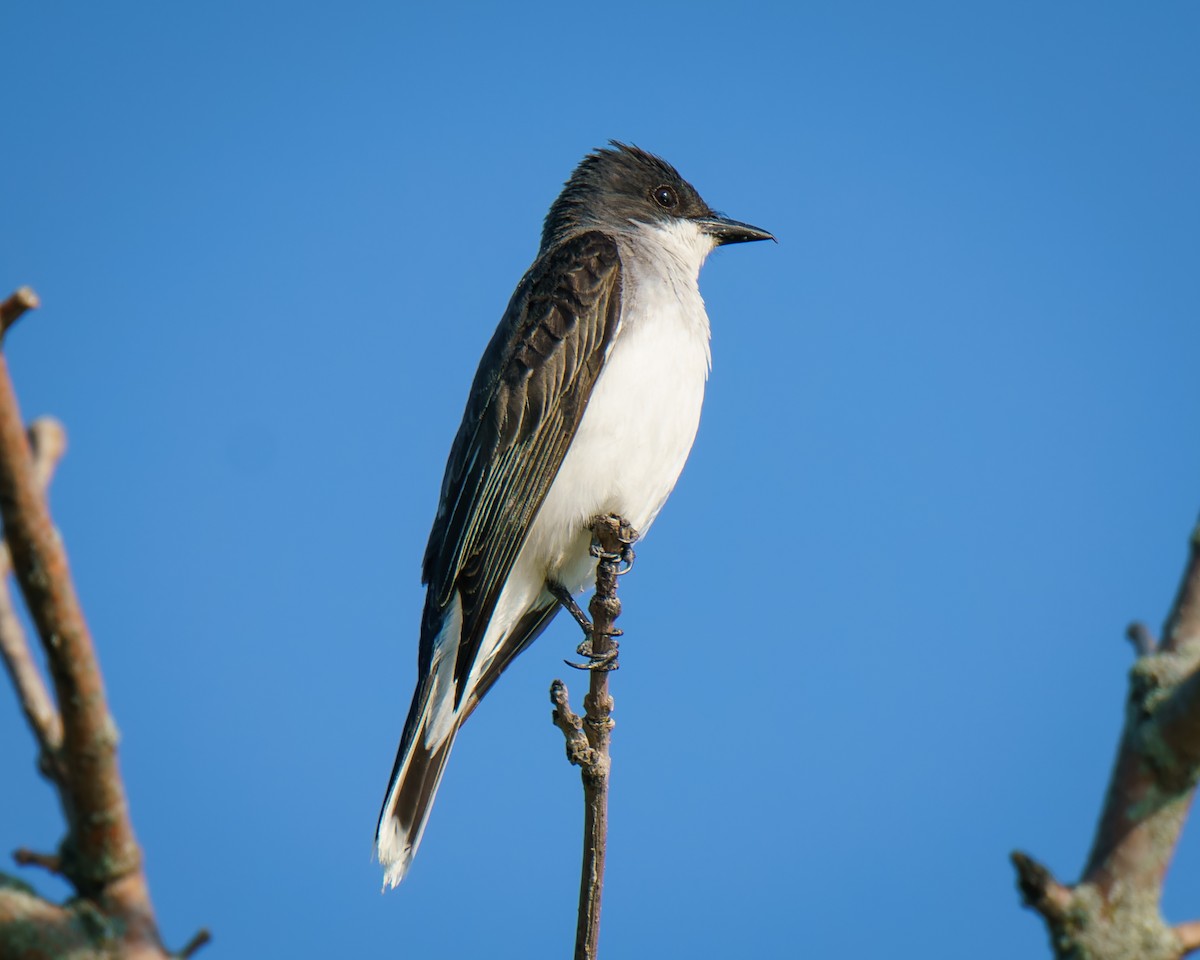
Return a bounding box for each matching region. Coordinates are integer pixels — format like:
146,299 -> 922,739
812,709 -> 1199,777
548,581 -> 591,636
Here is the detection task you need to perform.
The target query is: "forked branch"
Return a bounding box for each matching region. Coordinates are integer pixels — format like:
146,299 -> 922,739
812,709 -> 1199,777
0,288 -> 205,959
0,418 -> 67,779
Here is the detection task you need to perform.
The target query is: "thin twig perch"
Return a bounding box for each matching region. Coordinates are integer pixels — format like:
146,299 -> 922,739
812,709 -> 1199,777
551,514 -> 634,960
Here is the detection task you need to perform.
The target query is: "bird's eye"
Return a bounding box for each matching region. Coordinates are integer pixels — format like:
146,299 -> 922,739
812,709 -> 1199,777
652,185 -> 678,209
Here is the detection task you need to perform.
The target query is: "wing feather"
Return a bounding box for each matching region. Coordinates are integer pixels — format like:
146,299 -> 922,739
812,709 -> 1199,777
418,231 -> 622,699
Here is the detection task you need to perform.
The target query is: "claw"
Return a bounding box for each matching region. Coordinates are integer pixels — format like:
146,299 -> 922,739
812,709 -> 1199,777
565,635 -> 620,671
590,542 -> 635,575
576,633 -> 620,658
564,647 -> 620,671
556,516 -> 637,672
616,545 -> 635,575
589,514 -> 639,565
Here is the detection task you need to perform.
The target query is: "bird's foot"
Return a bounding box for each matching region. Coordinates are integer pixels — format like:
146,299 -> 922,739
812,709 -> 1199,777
565,635 -> 620,672
589,515 -> 638,574
550,581 -> 623,670
553,516 -> 636,671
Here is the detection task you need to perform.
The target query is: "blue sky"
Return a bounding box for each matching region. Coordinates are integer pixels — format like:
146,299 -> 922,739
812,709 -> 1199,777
2,3 -> 1199,957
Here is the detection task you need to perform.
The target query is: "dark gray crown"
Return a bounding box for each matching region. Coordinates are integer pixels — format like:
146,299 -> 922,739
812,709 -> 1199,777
540,142 -> 713,253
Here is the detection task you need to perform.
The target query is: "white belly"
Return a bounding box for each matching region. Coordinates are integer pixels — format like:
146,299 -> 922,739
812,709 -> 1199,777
525,294 -> 710,589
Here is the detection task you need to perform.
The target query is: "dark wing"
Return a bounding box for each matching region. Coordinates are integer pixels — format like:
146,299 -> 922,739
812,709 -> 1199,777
419,231 -> 622,704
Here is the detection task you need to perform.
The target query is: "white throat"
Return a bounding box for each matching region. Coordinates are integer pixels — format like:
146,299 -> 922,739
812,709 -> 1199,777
616,218 -> 716,367
627,217 -> 718,280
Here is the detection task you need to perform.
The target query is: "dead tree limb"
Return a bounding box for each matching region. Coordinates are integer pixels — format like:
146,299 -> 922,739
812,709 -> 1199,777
550,514 -> 635,960
1013,515 -> 1200,959
0,288 -> 208,959
0,287 -> 39,338
0,418 -> 67,779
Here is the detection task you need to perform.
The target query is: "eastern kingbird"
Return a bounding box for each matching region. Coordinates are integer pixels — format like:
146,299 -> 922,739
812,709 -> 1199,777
376,142 -> 772,887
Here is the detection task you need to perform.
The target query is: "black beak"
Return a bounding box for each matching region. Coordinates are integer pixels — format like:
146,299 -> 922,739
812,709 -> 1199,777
694,213 -> 776,246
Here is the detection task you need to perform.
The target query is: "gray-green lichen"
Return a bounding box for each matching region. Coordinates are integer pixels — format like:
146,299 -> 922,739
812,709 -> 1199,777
1049,882 -> 1181,960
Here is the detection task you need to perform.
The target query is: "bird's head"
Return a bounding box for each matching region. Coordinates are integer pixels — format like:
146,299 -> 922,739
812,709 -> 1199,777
540,141 -> 774,255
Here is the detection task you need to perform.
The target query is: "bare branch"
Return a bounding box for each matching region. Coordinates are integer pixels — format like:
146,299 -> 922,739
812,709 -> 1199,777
0,417 -> 68,774
1081,524 -> 1200,898
1154,666 -> 1200,776
1160,520 -> 1200,657
178,928 -> 213,959
1177,922 -> 1200,957
27,418 -> 67,490
0,308 -> 168,955
1014,515 -> 1200,958
1127,620 -> 1158,656
550,515 -> 635,960
12,849 -> 63,875
0,288 -> 39,338
551,681 -> 594,769
0,884 -> 105,960
1010,851 -> 1072,924
0,348 -> 140,894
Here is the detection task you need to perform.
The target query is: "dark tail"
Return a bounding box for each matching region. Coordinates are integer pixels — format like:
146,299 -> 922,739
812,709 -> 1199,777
375,669 -> 461,888
375,596 -> 560,887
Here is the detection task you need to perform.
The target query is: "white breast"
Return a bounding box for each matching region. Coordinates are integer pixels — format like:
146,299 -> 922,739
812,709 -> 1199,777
522,218 -> 716,590
465,219 -> 717,684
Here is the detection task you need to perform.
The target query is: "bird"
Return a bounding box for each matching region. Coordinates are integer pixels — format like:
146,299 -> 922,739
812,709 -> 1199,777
376,142 -> 773,887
